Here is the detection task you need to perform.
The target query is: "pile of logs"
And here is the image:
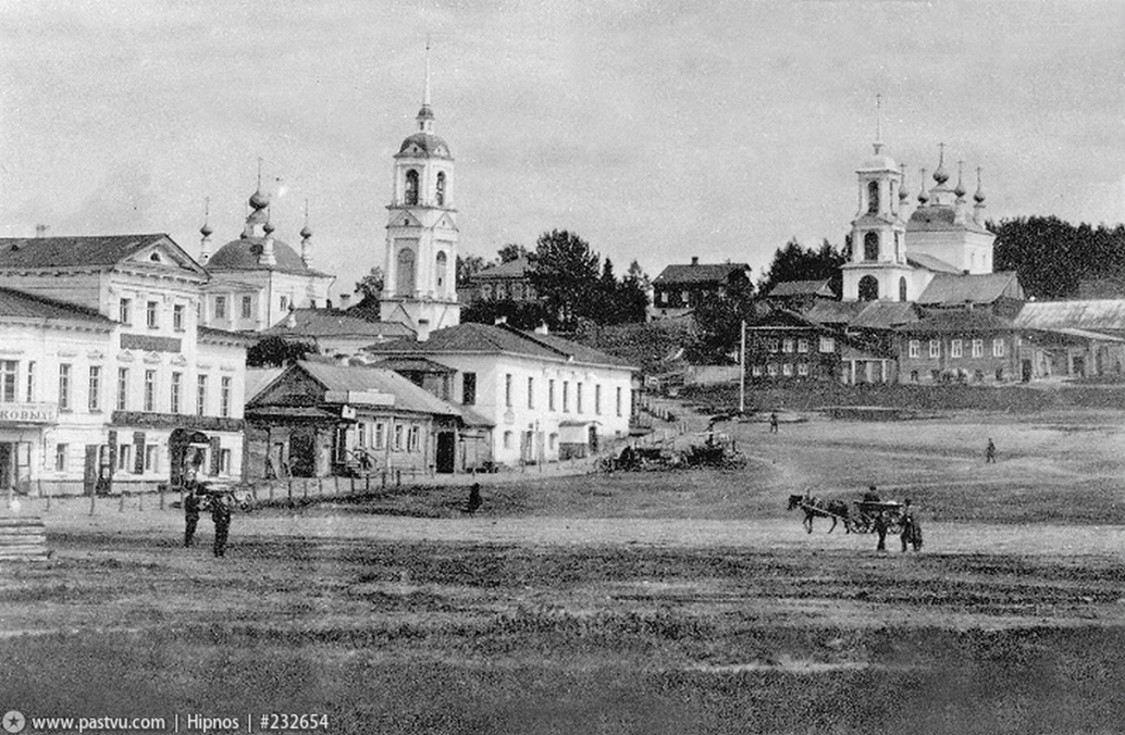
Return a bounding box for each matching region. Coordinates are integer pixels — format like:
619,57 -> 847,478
0,515 -> 48,561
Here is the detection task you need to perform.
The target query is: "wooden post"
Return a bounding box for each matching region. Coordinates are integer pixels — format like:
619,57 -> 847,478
118,489 -> 125,513
268,481 -> 274,501
89,488 -> 96,516
287,478 -> 293,504
302,479 -> 308,499
159,483 -> 165,511
350,476 -> 355,496
138,489 -> 143,512
43,481 -> 50,513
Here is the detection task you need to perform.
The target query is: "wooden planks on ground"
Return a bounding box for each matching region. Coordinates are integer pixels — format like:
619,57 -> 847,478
0,515 -> 49,561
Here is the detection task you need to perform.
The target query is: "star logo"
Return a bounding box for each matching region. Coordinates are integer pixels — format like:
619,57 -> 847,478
1,710 -> 25,734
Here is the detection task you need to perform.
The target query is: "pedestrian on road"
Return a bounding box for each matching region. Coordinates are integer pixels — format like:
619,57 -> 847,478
986,438 -> 996,463
211,493 -> 231,558
769,412 -> 779,433
183,487 -> 201,547
900,499 -> 922,552
466,483 -> 482,515
873,510 -> 888,552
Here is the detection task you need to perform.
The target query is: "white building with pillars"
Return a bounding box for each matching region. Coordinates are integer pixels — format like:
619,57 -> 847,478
0,234 -> 248,496
379,54 -> 462,336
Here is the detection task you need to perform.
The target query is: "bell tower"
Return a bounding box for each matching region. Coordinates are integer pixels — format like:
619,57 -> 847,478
841,95 -> 913,302
379,44 -> 461,336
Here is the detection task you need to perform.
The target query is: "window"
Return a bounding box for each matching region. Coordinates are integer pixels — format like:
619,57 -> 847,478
505,373 -> 513,407
435,171 -> 446,206
462,372 -> 476,405
951,339 -> 963,358
404,169 -> 419,205
357,423 -> 367,448
595,384 -> 602,415
170,372 -> 182,413
549,379 -> 556,411
54,444 -> 67,471
576,383 -> 583,413
797,362 -> 809,377
241,296 -> 252,319
220,377 -> 232,418
911,370 -> 919,382
146,301 -> 159,329
214,296 -> 227,320
144,370 -> 156,412
783,339 -> 794,353
220,449 -> 232,475
87,366 -> 101,411
993,338 -> 1005,357
436,251 -> 447,288
503,431 -> 513,450
25,361 -> 35,402
858,274 -> 879,300
58,364 -> 72,411
615,386 -> 623,417
279,296 -> 289,312
899,277 -> 908,302
527,377 -> 534,409
117,444 -> 132,471
116,368 -> 128,411
867,180 -> 879,214
408,426 -> 420,452
196,375 -> 208,416
819,337 -> 835,353
929,340 -> 940,359
751,365 -> 763,377
144,445 -> 159,472
374,423 -> 386,450
972,339 -> 983,358
119,298 -> 132,325
909,340 -> 920,359
173,304 -> 185,332
0,361 -> 16,403
782,363 -> 793,377
562,381 -> 569,412
863,232 -> 879,261
767,363 -> 778,377
768,339 -> 780,353
797,339 -> 808,354
393,424 -> 404,451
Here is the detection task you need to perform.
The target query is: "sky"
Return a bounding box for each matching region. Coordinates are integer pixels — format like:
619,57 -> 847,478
1,0 -> 1123,299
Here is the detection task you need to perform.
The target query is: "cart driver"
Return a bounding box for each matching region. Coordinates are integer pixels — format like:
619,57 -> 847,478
863,485 -> 880,503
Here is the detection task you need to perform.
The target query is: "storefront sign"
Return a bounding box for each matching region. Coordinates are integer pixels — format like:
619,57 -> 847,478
121,334 -> 182,353
0,402 -> 58,424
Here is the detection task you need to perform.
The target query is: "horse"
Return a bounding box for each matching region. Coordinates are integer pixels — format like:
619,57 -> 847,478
787,494 -> 851,534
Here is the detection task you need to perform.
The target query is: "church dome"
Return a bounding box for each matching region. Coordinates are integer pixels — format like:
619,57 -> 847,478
249,189 -> 270,210
207,237 -> 320,274
397,132 -> 453,160
858,153 -> 898,172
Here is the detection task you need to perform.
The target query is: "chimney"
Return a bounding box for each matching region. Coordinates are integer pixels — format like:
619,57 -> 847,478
691,256 -> 699,266
339,294 -> 351,310
534,322 -> 549,335
35,224 -> 49,238
416,318 -> 431,342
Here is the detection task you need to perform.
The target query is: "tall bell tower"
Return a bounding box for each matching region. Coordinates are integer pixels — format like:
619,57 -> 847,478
380,44 -> 461,336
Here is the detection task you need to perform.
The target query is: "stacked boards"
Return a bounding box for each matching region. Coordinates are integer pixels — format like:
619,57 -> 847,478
0,515 -> 48,561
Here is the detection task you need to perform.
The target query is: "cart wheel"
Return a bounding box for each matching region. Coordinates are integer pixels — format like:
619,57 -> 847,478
888,521 -> 903,535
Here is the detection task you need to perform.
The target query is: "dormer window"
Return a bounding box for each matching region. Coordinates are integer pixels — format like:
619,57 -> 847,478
405,170 -> 419,205
435,171 -> 446,207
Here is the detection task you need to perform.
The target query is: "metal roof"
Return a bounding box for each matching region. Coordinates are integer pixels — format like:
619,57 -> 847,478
261,309 -> 415,340
899,308 -> 1014,333
0,287 -> 114,327
917,272 -> 1022,305
653,262 -> 750,285
0,233 -> 206,276
906,253 -> 961,274
207,237 -> 329,278
766,279 -> 834,298
296,361 -> 474,419
1012,299 -> 1125,332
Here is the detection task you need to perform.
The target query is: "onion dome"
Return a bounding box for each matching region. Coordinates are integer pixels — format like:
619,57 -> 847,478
263,220 -> 275,235
898,165 -> 909,202
917,168 -> 929,204
200,222 -> 213,238
932,143 -> 950,185
974,181 -> 986,204
249,189 -> 270,210
954,174 -> 967,200
300,223 -> 313,239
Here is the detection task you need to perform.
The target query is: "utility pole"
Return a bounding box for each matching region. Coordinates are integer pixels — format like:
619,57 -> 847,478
739,319 -> 746,415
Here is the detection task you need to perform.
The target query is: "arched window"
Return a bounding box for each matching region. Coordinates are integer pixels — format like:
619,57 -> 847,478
404,170 -> 419,206
899,277 -> 908,302
435,251 -> 448,289
863,232 -> 879,261
867,180 -> 879,214
396,248 -> 416,294
435,171 -> 446,207
858,275 -> 879,301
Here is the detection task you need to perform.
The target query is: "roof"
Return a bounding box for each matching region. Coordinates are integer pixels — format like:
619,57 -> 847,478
766,279 -> 834,298
0,286 -> 115,328
244,367 -> 285,402
907,204 -> 992,235
296,361 -> 472,419
473,257 -> 534,281
366,322 -> 635,369
207,237 -> 330,278
803,300 -> 868,325
653,262 -> 750,285
198,325 -> 253,346
917,272 -> 1023,305
907,253 -> 961,274
1012,299 -> 1125,333
397,132 -> 453,160
900,308 -> 1014,334
0,233 -> 206,276
368,356 -> 457,373
260,309 -> 415,341
849,301 -> 920,329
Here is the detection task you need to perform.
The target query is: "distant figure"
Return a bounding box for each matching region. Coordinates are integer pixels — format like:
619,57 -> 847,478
183,488 -> 201,547
873,510 -> 888,552
985,438 -> 996,464
863,485 -> 880,503
211,494 -> 231,558
466,483 -> 482,515
900,499 -> 922,552
769,412 -> 779,433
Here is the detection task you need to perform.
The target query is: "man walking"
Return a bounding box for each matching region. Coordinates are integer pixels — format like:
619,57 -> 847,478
769,412 -> 779,433
985,438 -> 996,463
183,487 -> 201,547
211,493 -> 232,558
873,510 -> 888,552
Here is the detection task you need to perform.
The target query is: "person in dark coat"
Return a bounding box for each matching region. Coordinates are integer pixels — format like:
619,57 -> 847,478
769,412 -> 779,433
466,483 -> 482,515
985,438 -> 996,463
183,488 -> 201,547
211,494 -> 232,558
873,510 -> 888,552
900,499 -> 922,552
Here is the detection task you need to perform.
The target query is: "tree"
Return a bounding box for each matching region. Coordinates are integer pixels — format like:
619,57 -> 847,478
990,216 -> 1125,299
529,229 -> 601,330
247,336 -> 316,368
456,254 -> 489,287
353,267 -> 384,305
758,237 -> 846,296
497,243 -> 531,264
687,278 -> 757,364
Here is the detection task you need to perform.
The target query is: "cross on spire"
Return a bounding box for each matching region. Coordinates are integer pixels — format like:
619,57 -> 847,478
873,93 -> 884,154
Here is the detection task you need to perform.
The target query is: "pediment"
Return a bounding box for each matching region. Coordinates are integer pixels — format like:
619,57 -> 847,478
435,213 -> 458,231
126,237 -> 208,277
392,212 -> 423,228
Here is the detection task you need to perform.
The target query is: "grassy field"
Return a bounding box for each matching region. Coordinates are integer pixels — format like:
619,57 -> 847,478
1,407 -> 1124,734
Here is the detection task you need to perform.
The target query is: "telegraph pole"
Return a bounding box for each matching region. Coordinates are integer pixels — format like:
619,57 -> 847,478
739,319 -> 746,415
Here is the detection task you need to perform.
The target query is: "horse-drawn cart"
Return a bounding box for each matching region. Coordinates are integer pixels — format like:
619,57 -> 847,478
851,500 -> 905,534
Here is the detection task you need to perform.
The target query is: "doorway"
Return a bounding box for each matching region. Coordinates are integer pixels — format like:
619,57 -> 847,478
435,432 -> 455,474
